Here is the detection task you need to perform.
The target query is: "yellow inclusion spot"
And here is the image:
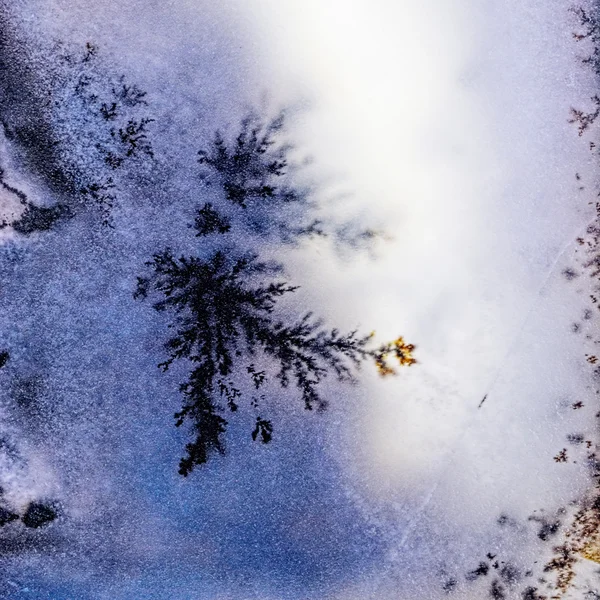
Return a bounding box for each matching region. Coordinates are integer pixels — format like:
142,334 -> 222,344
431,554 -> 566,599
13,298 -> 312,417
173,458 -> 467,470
373,336 -> 417,376
582,542 -> 600,564
393,336 -> 417,367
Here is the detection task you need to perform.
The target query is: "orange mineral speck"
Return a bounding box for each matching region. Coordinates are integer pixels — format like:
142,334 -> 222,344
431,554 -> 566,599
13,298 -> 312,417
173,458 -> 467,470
393,337 -> 417,367
373,336 -> 417,376
582,542 -> 600,564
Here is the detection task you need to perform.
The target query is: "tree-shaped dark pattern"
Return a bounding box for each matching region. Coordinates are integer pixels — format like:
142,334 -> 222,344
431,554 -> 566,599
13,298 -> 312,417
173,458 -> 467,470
135,249 -> 389,475
137,112 -> 416,475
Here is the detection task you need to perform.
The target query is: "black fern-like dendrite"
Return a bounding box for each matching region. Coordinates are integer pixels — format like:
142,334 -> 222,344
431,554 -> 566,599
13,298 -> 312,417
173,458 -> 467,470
193,202 -> 231,236
571,6 -> 600,75
136,249 -> 377,475
196,112 -> 331,243
197,112 -> 291,209
138,112 -> 415,475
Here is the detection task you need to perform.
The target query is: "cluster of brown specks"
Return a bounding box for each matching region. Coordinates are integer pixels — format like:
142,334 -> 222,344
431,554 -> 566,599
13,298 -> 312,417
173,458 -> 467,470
538,5 -> 600,596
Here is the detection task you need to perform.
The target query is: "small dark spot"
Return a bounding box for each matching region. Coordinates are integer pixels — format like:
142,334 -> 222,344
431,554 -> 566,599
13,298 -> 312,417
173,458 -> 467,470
490,579 -> 506,599
21,502 -> 58,528
442,578 -> 457,594
587,454 -> 600,477
537,521 -> 560,541
466,562 -> 489,581
554,448 -> 568,463
522,587 -> 545,600
11,375 -> 46,419
562,267 -> 578,280
567,433 -> 585,445
496,514 -> 517,528
0,507 -> 18,526
585,309 -> 594,320
499,564 -> 520,585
